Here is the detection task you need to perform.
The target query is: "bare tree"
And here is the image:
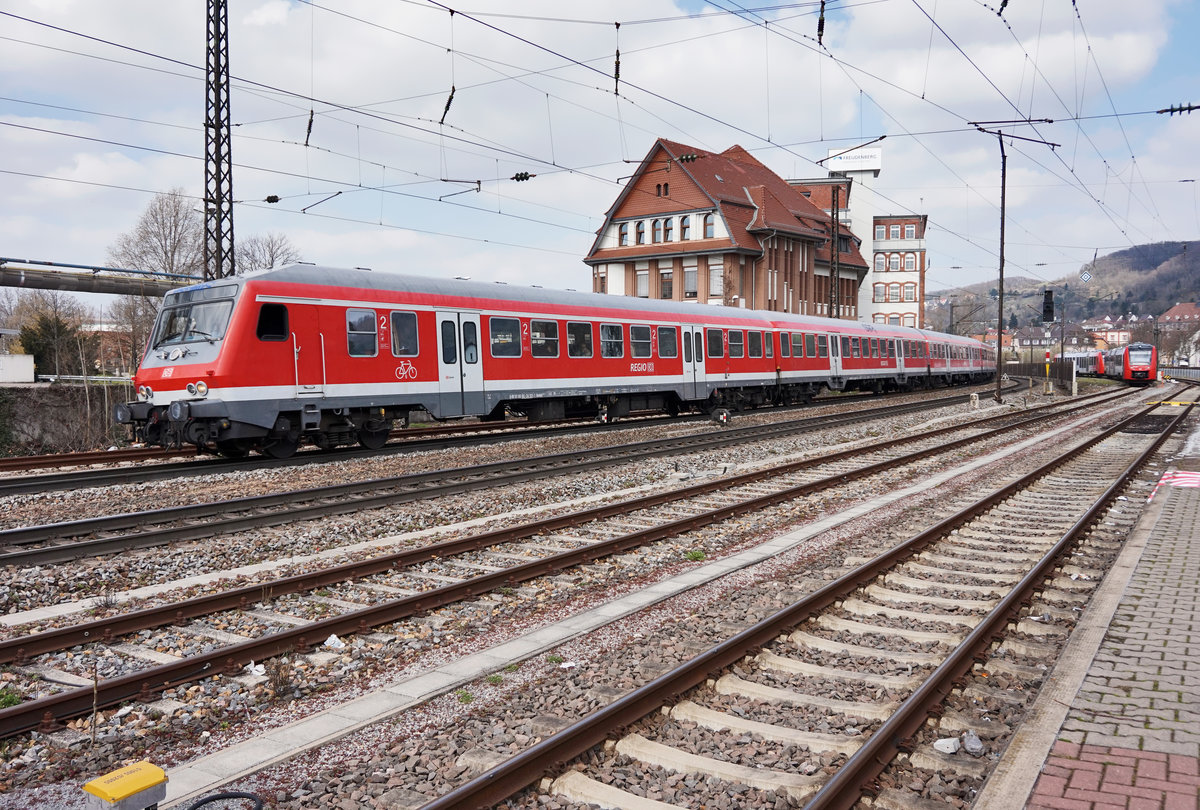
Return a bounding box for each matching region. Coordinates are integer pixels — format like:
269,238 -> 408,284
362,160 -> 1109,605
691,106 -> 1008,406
106,188 -> 204,278
106,295 -> 160,374
237,231 -> 301,272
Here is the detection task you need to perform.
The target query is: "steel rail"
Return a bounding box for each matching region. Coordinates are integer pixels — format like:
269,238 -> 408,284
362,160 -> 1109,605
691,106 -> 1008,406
0,390 -> 1140,737
0,392 -> 1027,565
0,388 -> 1000,497
413,399 -> 1187,810
802,399 -> 1195,809
0,389 -> 1129,665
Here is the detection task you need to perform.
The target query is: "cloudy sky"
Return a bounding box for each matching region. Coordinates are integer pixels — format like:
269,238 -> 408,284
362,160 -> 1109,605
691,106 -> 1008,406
2,0 -> 1197,303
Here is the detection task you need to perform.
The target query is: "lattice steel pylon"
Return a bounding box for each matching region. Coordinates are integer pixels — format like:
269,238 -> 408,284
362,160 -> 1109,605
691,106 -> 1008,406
204,0 -> 235,279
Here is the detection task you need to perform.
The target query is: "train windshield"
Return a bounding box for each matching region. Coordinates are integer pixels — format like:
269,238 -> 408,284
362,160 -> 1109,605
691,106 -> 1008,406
1128,348 -> 1153,365
151,284 -> 237,347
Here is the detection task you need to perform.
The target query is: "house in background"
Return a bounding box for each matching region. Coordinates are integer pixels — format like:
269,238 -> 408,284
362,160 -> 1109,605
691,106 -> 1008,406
585,139 -> 868,317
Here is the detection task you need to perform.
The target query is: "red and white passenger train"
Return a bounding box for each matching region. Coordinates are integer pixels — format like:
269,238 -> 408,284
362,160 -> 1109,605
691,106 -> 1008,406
1101,342 -> 1157,385
116,264 -> 996,458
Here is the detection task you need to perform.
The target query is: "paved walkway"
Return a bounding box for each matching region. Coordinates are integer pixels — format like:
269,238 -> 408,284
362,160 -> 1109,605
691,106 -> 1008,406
1024,432 -> 1200,808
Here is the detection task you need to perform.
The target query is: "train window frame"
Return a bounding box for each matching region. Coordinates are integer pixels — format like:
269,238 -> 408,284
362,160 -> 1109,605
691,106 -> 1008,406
851,338 -> 861,359
630,325 -> 653,358
748,330 -> 762,358
256,303 -> 289,341
440,320 -> 457,364
780,332 -> 791,358
489,316 -> 521,358
531,319 -> 559,358
390,311 -> 419,357
347,308 -> 378,357
658,326 -> 679,359
804,333 -> 816,358
728,330 -> 744,358
566,321 -> 593,358
765,331 -> 773,358
693,331 -> 703,362
463,321 -> 479,364
706,328 -> 723,359
840,336 -> 851,357
792,333 -> 804,358
600,323 -> 624,358
817,335 -> 829,358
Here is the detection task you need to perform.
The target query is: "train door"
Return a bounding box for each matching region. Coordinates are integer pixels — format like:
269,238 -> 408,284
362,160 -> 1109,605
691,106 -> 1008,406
682,326 -> 706,400
436,311 -> 484,417
828,332 -> 842,378
291,303 -> 326,398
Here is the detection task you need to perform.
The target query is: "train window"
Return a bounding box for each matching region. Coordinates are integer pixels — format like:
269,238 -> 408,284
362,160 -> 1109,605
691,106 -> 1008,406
566,322 -> 593,358
347,308 -> 377,357
728,330 -> 744,358
805,333 -> 816,358
531,319 -> 559,358
463,321 -> 479,364
490,317 -> 521,358
765,332 -> 772,358
888,341 -> 896,358
872,339 -> 880,358
256,303 -> 288,341
683,331 -> 692,363
659,327 -> 679,358
792,333 -> 804,357
780,333 -> 790,358
694,331 -> 703,361
390,311 -> 419,357
630,325 -> 652,358
818,335 -> 829,358
748,331 -> 762,358
706,328 -> 723,358
441,320 -> 457,364
601,323 -> 624,357
840,336 -> 851,357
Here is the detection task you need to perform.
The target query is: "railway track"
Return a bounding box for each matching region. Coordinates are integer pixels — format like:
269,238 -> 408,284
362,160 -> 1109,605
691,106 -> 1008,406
418,395 -> 1193,810
0,387 -> 1046,566
0,387 -> 992,497
0,387 -> 1156,742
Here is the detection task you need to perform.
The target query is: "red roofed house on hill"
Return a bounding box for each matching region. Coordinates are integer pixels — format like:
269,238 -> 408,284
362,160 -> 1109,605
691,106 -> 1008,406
585,139 -> 868,317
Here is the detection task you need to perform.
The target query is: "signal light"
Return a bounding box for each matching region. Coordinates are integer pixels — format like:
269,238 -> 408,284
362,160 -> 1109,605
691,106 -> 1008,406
1042,290 -> 1054,322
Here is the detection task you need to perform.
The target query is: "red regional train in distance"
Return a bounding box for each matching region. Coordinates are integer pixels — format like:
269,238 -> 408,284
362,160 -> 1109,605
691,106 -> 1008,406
1060,350 -> 1106,377
1101,342 -> 1158,385
115,264 -> 996,458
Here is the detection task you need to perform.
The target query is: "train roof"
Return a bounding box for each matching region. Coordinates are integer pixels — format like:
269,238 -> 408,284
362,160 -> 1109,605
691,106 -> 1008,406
175,263 -> 985,348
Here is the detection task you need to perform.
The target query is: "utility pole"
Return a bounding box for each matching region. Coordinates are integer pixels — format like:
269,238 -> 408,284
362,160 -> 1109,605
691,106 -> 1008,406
204,0 -> 236,280
829,184 -> 840,319
970,120 -> 1058,402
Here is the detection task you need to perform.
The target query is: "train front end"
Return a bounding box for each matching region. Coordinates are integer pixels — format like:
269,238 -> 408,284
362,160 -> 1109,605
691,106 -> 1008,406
1125,342 -> 1157,383
114,280 -> 242,451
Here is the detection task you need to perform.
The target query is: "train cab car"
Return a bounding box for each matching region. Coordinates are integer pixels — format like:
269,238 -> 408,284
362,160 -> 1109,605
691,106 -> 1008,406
116,264 -> 994,457
1102,342 -> 1157,385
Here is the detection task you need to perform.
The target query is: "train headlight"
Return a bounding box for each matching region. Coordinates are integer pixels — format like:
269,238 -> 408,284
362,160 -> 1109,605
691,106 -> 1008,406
195,381 -> 208,397
138,385 -> 154,401
168,348 -> 183,361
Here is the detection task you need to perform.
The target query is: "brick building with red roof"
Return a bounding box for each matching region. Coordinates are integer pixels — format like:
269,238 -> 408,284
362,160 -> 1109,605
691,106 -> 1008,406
584,139 -> 868,317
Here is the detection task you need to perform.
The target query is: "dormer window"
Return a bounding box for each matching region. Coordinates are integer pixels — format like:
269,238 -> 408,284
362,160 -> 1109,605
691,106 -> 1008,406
652,219 -> 662,243
680,216 -> 691,240
636,221 -> 645,245
663,218 -> 673,241
618,222 -> 629,246
703,213 -> 715,238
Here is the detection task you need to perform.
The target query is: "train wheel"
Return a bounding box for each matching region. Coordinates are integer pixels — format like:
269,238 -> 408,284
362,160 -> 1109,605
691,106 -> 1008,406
215,440 -> 250,458
357,425 -> 390,450
262,433 -> 299,459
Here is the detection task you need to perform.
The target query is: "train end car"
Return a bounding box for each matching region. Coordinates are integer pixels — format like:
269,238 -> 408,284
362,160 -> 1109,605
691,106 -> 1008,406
1101,342 -> 1157,385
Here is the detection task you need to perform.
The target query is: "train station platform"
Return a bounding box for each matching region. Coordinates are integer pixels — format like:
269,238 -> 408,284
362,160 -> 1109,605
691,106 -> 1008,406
977,413 -> 1200,809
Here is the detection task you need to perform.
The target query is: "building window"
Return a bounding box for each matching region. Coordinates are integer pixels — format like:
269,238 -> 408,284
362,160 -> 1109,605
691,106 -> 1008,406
875,224 -> 886,240
903,283 -> 916,302
595,270 -> 607,293
662,182 -> 669,196
635,221 -> 645,244
660,270 -> 673,299
703,213 -> 715,238
652,219 -> 662,243
889,255 -> 900,271
618,222 -> 629,246
663,218 -> 673,241
709,265 -> 723,298
890,225 -> 900,239
874,254 -> 885,272
655,184 -> 663,197
680,215 -> 691,240
684,263 -> 697,298
636,270 -> 648,298
888,314 -> 901,326
888,283 -> 901,302
873,283 -> 885,302
905,224 -> 915,239
902,314 -> 916,327
904,253 -> 915,271
874,314 -> 886,324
